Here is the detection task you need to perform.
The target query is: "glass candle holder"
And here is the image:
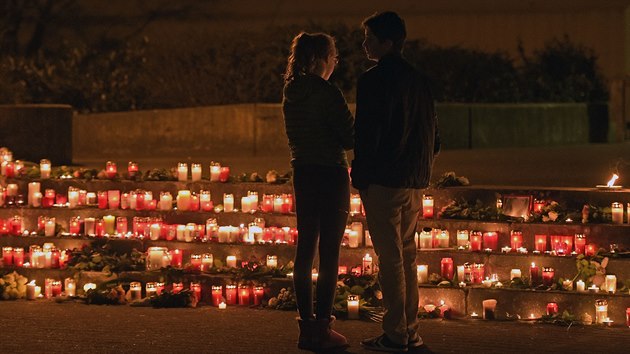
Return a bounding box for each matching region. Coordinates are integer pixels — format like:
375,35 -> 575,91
347,295 -> 360,319
39,159 -> 51,179
595,299 -> 608,324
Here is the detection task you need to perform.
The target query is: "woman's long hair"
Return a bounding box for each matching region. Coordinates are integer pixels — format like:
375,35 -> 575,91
284,32 -> 334,83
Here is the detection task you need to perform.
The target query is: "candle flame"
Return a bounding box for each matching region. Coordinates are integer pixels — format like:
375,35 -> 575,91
606,174 -> 619,187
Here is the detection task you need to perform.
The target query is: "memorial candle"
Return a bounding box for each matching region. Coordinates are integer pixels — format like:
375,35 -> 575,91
126,161 -> 138,177
576,279 -> 586,292
190,254 -> 202,270
350,194 -> 362,215
542,267 -> 554,287
209,163 -> 221,182
605,275 -> 617,293
116,217 -> 128,235
470,231 -> 482,251
176,190 -> 191,211
241,196 -> 252,213
595,299 -> 608,324
510,230 -> 523,251
223,193 -> 234,213
362,254 -> 373,275
482,299 -> 497,320
2,246 -> 13,266
238,285 -> 250,305
546,302 -> 559,316
201,253 -> 213,271
534,234 -> 547,252
191,163 -> 202,181
105,161 -> 117,179
13,248 -> 23,267
261,194 -> 273,213
226,255 -> 237,268
219,166 -> 230,182
39,159 -> 51,179
626,308 -> 630,328
26,281 -> 38,300
145,283 -> 157,297
28,182 -> 40,207
347,295 -> 360,319
574,234 -> 586,254
585,243 -> 597,256
437,230 -> 449,248
253,286 -> 264,305
199,190 -> 212,211
177,162 -> 188,181
482,232 -> 498,251
171,249 -> 183,268
612,202 -> 623,224
266,255 -> 278,268
107,190 -> 120,209
441,258 -> 454,281
247,191 -> 259,210
159,192 -> 173,211
273,195 -> 283,213
211,286 -> 223,306
510,269 -> 522,280
422,195 -> 434,218
190,282 -> 202,301
42,189 -> 55,208
529,263 -> 540,286
225,285 -> 237,305
456,230 -> 469,248
417,264 -> 428,284
44,217 -> 56,237
94,191 -> 106,210
419,228 -> 432,249
103,215 -> 115,235
68,188 -> 79,208
64,278 -> 76,297
129,282 -> 142,300
457,265 -> 465,282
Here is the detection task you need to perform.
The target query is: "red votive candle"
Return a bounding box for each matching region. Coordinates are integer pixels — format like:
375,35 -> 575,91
105,161 -> 117,179
440,257 -> 454,281
171,249 -> 183,268
13,248 -> 24,267
211,286 -> 223,307
238,285 -> 250,305
534,234 -> 547,252
253,286 -> 264,305
546,302 -> 559,316
219,167 -> 230,182
482,232 -> 498,251
470,231 -> 482,251
585,243 -> 597,257
225,285 -> 237,305
530,263 -> 540,286
510,230 -> 522,251
127,161 -> 138,177
422,195 -> 434,219
97,191 -> 108,209
574,234 -> 586,254
542,267 -> 555,287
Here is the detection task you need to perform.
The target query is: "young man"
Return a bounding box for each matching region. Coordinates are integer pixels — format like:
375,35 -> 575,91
352,11 -> 440,353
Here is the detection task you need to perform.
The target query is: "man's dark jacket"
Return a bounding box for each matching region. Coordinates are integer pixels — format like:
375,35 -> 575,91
351,53 -> 440,190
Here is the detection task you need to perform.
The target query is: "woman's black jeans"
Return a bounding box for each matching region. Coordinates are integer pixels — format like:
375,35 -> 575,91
292,164 -> 350,320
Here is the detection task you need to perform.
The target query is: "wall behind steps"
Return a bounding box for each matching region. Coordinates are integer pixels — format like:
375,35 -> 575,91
0,104 -> 73,164
72,103 -> 609,160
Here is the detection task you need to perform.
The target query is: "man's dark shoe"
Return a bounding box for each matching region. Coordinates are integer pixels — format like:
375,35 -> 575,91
361,333 -> 408,353
407,333 -> 423,348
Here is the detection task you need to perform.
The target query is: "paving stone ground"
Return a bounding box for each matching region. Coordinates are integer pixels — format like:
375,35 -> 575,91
0,300 -> 628,353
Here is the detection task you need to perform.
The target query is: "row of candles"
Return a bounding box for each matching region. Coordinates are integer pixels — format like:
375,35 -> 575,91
0,215 -> 602,256
0,183 -> 296,214
417,228 -> 596,255
2,243 -> 68,269
417,258 -> 622,294
21,276 -> 265,307
477,298 -> 630,327
0,216 -> 299,245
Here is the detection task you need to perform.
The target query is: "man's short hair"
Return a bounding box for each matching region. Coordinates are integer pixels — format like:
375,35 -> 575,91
362,11 -> 407,52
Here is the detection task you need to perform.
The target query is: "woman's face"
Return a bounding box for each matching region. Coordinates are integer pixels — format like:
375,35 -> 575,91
321,45 -> 338,80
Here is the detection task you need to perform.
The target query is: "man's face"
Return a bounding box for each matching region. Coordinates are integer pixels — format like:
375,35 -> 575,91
363,28 -> 391,62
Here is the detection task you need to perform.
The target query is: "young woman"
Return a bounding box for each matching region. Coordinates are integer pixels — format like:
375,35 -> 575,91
282,32 -> 354,351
